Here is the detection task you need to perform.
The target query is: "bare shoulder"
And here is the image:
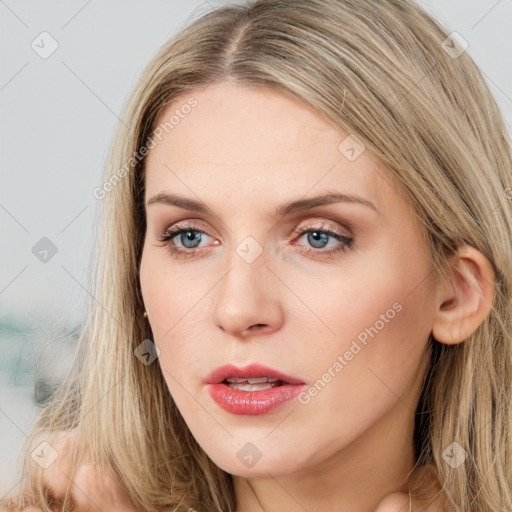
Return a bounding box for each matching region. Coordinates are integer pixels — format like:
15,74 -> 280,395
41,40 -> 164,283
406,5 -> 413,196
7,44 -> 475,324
375,492 -> 411,512
374,490 -> 454,512
375,465 -> 454,512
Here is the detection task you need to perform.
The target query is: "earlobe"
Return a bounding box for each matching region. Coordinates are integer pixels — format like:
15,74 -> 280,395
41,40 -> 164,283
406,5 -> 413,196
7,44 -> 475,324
431,245 -> 495,345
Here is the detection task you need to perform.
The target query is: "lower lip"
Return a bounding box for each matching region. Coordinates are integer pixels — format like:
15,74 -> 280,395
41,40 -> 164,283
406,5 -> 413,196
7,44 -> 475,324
206,383 -> 307,415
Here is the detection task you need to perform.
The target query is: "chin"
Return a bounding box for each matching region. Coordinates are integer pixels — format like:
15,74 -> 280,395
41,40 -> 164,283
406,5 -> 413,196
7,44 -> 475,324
205,446 -> 309,479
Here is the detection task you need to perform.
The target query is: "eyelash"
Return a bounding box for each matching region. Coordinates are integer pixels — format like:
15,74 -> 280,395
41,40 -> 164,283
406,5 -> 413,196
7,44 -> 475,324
158,221 -> 354,259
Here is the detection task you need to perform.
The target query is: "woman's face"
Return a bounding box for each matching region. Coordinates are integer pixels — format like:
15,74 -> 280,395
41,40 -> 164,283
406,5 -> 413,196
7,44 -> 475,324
139,81 -> 438,479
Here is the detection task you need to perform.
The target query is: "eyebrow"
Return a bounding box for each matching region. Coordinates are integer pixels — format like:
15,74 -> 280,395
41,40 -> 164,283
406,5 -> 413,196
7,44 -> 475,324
145,190 -> 381,217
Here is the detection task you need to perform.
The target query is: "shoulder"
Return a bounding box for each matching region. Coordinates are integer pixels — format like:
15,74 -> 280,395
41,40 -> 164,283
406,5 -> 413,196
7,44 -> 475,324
375,489 -> 453,512
375,492 -> 411,512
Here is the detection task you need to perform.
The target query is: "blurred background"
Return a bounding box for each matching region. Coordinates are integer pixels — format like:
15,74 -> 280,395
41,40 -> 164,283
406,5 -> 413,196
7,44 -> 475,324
1,0 -> 511,498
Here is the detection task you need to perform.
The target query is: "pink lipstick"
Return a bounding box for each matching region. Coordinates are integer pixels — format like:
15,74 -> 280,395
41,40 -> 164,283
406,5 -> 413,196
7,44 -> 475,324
204,363 -> 307,416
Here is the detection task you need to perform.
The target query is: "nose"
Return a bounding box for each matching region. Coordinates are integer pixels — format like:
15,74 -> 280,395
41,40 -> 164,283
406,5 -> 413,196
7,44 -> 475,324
211,254 -> 285,339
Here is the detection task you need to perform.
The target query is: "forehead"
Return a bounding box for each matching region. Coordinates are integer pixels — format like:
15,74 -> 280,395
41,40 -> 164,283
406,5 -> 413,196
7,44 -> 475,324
143,82 -> 399,216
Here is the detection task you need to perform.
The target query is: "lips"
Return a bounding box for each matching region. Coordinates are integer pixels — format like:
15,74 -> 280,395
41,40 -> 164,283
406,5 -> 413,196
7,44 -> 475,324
204,363 -> 307,416
203,363 -> 305,386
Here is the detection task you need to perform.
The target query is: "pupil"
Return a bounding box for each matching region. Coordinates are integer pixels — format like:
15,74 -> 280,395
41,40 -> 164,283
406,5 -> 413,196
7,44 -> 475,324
182,231 -> 201,248
308,231 -> 328,248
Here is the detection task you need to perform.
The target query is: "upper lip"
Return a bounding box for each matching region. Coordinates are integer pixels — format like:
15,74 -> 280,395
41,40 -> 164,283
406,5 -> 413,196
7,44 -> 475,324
203,363 -> 305,385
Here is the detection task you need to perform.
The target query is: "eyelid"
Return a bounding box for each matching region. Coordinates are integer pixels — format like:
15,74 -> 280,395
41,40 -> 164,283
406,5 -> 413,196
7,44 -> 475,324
158,217 -> 352,240
157,217 -> 355,261
296,218 -> 353,236
155,218 -> 212,237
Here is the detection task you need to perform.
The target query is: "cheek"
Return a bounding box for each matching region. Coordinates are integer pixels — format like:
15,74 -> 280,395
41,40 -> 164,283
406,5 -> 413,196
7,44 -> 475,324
296,252 -> 435,414
140,246 -> 200,337
282,270 -> 433,458
139,246 -> 211,388
287,255 -> 420,346
291,239 -> 428,361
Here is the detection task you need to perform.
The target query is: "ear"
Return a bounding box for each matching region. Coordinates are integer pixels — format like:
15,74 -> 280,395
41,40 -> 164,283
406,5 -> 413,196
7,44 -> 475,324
432,245 -> 495,345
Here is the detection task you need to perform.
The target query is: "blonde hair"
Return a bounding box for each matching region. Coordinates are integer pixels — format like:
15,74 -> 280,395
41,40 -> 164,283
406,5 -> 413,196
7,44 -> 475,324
3,0 -> 511,510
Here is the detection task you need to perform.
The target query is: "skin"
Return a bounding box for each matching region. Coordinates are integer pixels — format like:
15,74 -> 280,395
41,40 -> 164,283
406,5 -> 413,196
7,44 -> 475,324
138,81 -> 494,511
27,81 -> 494,511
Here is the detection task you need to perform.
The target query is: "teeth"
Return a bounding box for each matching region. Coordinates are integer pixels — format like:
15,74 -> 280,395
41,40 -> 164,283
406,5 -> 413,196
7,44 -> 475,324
222,376 -> 284,390
225,377 -> 279,384
226,382 -> 281,391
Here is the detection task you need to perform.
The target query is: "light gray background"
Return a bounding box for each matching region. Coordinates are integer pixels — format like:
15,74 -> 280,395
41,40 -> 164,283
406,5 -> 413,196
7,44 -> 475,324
1,0 -> 511,497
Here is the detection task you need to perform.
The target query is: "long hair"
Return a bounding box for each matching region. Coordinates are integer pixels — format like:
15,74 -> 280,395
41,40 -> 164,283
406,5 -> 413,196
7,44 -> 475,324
3,0 -> 511,510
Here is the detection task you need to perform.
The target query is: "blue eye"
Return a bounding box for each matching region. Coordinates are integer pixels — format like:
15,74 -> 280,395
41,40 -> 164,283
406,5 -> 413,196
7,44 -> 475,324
158,225 -> 211,258
291,222 -> 354,256
295,228 -> 353,254
158,222 -> 354,259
